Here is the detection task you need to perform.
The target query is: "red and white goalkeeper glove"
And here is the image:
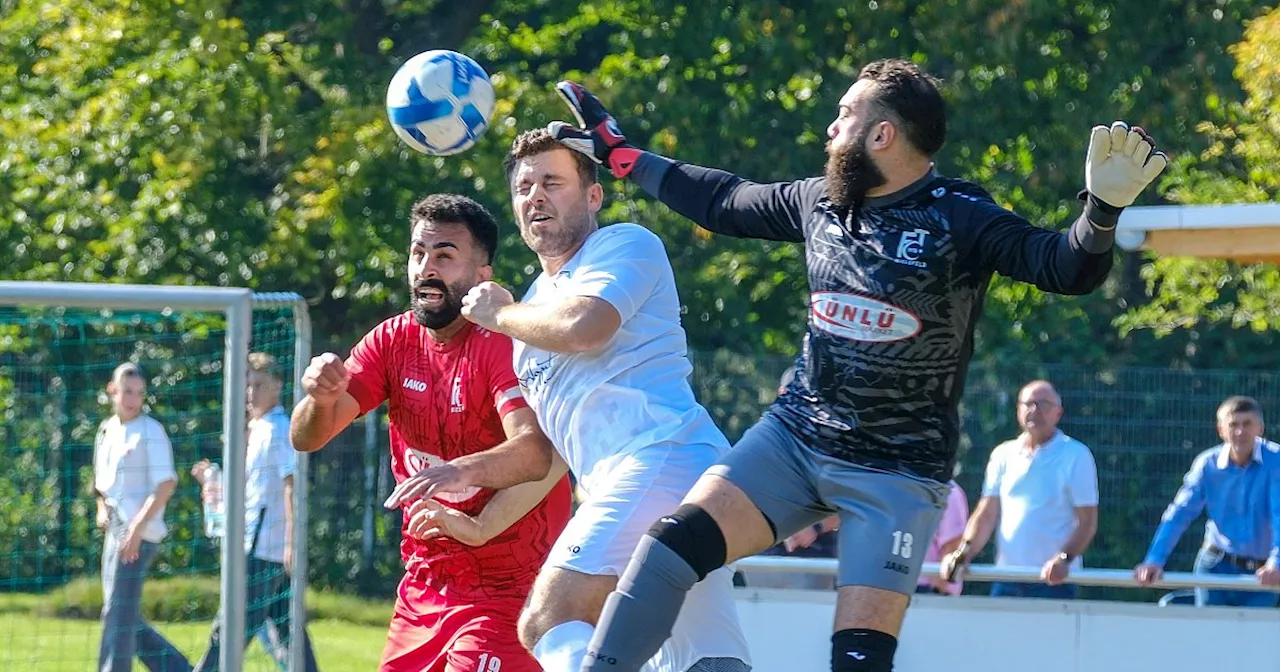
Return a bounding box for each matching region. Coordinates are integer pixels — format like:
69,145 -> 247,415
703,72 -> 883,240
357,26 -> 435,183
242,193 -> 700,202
547,81 -> 641,179
1085,121 -> 1169,209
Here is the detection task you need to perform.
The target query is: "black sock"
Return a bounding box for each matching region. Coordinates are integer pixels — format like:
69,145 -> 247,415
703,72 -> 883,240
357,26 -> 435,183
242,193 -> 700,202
831,628 -> 897,672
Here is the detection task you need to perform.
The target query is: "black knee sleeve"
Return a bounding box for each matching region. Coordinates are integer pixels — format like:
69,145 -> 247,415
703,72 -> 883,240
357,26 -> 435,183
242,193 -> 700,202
832,629 -> 897,672
645,504 -> 727,580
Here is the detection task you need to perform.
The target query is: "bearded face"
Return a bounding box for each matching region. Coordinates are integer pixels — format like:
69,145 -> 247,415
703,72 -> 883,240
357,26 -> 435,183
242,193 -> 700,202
410,276 -> 471,329
511,149 -> 598,261
518,189 -> 594,260
825,120 -> 888,211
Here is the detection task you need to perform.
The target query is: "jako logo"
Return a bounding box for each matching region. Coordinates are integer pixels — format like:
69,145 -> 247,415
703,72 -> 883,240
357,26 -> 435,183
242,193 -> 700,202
810,292 -> 921,343
586,651 -> 618,666
402,377 -> 427,392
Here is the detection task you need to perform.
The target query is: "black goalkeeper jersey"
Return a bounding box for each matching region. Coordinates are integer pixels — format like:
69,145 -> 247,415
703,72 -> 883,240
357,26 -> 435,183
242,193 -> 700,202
639,158 -> 1116,482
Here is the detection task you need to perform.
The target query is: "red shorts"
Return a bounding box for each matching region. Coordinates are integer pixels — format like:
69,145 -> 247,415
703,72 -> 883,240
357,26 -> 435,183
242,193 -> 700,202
379,572 -> 540,672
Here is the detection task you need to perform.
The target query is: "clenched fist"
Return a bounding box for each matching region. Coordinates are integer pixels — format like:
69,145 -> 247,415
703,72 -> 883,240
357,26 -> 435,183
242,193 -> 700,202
461,281 -> 514,332
301,352 -> 349,404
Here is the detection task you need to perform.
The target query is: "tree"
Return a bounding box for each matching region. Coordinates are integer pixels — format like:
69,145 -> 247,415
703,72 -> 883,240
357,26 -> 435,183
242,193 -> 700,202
1119,5 -> 1280,341
3,0 -> 1269,365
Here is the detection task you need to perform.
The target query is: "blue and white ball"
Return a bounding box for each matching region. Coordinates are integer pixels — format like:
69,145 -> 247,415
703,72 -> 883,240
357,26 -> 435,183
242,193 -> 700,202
386,50 -> 495,156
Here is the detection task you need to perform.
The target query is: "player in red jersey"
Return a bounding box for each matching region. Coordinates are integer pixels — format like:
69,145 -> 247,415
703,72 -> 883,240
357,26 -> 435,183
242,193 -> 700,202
290,193 -> 573,672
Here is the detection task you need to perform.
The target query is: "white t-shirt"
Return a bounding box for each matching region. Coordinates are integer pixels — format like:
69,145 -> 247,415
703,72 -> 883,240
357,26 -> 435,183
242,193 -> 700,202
93,414 -> 178,543
244,405 -> 297,564
981,430 -> 1099,569
513,223 -> 730,492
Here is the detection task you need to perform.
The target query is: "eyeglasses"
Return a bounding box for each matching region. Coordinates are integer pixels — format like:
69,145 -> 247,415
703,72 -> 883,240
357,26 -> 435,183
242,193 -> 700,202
1017,400 -> 1057,410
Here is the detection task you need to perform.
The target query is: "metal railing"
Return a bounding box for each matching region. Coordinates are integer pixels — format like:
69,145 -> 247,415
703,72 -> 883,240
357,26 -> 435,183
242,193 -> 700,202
733,557 -> 1280,592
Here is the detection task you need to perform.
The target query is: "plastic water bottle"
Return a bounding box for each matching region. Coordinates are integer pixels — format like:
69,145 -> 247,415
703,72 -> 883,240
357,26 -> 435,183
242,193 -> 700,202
203,464 -> 225,538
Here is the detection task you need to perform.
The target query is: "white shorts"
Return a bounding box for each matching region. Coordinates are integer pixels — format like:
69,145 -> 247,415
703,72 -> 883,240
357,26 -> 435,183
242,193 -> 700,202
543,444 -> 752,672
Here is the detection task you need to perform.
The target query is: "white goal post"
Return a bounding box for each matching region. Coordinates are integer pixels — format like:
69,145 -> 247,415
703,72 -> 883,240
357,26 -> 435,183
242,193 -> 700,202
0,281 -> 312,672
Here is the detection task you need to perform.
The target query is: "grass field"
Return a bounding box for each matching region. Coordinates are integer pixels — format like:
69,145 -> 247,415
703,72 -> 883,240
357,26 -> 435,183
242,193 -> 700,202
0,593 -> 391,670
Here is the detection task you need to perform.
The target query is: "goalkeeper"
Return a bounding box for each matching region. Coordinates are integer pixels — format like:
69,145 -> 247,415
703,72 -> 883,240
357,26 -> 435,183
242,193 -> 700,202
549,58 -> 1168,672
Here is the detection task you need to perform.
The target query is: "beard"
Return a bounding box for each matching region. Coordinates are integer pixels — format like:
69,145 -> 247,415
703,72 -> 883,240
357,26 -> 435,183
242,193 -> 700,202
825,125 -> 887,212
521,197 -> 593,260
411,278 -> 468,329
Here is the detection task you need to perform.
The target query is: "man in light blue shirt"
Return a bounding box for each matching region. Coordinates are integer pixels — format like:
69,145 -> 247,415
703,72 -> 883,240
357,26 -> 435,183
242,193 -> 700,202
192,353 -> 318,671
1134,395 -> 1280,607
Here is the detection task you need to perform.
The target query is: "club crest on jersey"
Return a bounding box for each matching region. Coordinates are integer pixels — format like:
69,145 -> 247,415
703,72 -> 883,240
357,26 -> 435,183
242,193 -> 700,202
893,229 -> 929,268
449,374 -> 464,413
810,292 -> 921,342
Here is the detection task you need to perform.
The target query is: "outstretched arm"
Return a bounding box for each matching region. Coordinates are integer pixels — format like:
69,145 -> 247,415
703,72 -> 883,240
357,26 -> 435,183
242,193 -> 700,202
549,80 -> 818,242
964,122 -> 1168,296
1143,457 -> 1210,568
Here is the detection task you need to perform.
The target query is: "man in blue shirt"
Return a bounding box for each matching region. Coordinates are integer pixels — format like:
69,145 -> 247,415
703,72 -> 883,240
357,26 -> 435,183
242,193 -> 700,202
1134,396 -> 1280,607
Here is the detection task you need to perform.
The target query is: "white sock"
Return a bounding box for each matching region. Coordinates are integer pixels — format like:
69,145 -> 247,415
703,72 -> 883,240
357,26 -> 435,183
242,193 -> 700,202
532,620 -> 596,672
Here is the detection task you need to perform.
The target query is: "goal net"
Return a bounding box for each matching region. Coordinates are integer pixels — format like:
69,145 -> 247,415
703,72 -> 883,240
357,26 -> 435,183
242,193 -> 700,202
0,282 -> 310,672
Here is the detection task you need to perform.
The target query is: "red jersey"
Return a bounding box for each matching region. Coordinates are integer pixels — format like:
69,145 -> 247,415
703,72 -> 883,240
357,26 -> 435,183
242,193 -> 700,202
345,313 -> 571,601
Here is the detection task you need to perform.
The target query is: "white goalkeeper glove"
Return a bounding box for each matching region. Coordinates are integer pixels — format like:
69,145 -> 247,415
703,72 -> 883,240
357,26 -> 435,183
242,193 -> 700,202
1085,121 -> 1168,209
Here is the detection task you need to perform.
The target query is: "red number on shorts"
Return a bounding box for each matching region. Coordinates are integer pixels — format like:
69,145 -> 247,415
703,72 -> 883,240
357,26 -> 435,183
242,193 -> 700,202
478,653 -> 502,671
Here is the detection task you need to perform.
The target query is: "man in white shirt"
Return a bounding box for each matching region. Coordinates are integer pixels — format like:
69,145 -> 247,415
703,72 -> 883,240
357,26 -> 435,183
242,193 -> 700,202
385,129 -> 751,672
191,353 -> 318,671
92,362 -> 187,672
940,380 -> 1099,599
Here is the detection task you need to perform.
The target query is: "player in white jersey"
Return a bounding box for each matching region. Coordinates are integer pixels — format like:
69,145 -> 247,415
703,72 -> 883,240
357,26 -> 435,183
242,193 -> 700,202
385,129 -> 751,672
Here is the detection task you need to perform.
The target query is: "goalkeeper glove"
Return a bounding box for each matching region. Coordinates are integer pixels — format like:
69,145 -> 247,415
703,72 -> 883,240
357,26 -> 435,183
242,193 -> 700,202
547,81 -> 642,179
1085,121 -> 1169,209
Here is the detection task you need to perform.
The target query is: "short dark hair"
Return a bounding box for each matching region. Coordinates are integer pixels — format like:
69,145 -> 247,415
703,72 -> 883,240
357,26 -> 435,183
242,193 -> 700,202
1218,395 -> 1263,423
504,128 -> 599,189
409,193 -> 499,264
857,59 -> 947,157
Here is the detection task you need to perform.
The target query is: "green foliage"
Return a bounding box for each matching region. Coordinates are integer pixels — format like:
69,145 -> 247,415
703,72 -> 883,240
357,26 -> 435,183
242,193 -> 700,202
6,0 -> 1280,601
30,575 -> 391,625
1121,5 -> 1280,337
39,574 -> 214,622
3,0 -> 1274,365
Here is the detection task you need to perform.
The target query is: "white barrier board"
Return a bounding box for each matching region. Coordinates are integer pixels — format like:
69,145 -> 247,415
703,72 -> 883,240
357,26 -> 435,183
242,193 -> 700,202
733,588 -> 1280,671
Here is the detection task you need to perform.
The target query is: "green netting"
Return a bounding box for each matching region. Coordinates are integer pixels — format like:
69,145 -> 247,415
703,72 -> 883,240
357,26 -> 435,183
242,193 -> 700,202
0,303 -> 300,671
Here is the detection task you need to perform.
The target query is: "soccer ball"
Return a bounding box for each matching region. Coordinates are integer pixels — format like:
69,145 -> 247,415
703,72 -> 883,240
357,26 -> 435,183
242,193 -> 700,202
386,50 -> 495,156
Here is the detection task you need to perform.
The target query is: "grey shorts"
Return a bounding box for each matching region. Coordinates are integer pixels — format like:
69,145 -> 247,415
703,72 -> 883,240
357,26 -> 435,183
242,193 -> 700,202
708,415 -> 949,595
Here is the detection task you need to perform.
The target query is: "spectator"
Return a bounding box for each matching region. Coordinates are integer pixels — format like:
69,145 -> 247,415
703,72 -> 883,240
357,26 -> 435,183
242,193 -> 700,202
92,363 -> 188,672
940,379 -> 1099,599
1133,395 -> 1280,607
916,477 -> 970,596
740,366 -> 839,591
191,353 -> 319,671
